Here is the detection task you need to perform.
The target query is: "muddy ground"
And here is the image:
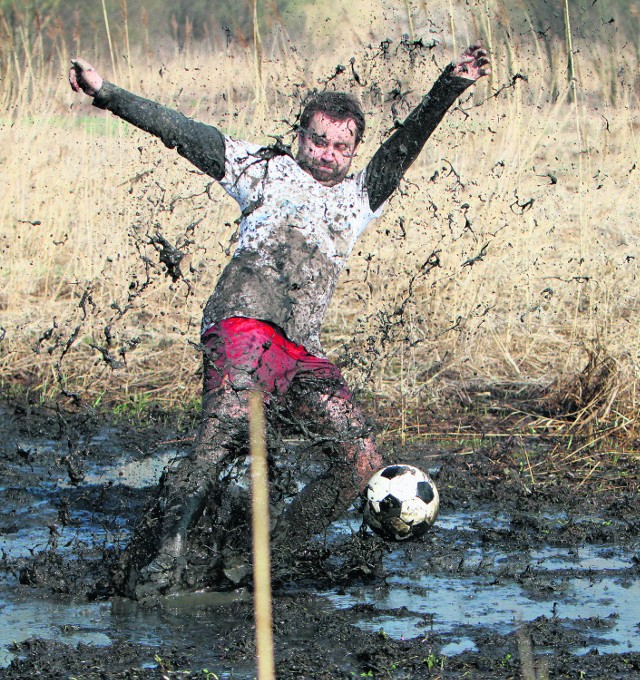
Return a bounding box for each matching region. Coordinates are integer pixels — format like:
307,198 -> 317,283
1,394 -> 639,679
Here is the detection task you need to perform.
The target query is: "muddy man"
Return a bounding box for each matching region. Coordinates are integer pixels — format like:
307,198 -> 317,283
69,44 -> 490,599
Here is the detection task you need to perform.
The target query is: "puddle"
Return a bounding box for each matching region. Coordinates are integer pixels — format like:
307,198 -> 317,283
2,598 -> 113,663
3,506 -> 639,668
325,520 -> 640,656
79,452 -> 181,488
1,593 -> 252,677
2,438 -> 639,670
328,565 -> 640,655
1,452 -> 179,562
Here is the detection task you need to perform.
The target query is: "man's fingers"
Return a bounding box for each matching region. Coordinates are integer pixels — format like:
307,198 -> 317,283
69,57 -> 97,79
457,50 -> 489,68
71,57 -> 91,70
68,64 -> 83,92
461,45 -> 488,60
452,44 -> 491,81
69,69 -> 79,92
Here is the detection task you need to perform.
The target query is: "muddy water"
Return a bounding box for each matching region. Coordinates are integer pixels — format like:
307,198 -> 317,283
2,431 -> 639,675
328,515 -> 640,656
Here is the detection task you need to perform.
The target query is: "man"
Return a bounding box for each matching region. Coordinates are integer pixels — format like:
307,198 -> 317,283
69,44 -> 490,600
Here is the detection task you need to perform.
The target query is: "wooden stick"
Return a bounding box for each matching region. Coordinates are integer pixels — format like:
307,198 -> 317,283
248,390 -> 275,680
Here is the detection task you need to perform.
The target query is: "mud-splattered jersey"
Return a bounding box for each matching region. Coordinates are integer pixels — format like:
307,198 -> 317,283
93,68 -> 472,354
200,137 -> 381,354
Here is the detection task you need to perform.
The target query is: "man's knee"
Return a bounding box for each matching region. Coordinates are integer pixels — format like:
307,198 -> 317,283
294,390 -> 371,437
324,400 -> 374,447
354,441 -> 383,491
196,382 -> 251,460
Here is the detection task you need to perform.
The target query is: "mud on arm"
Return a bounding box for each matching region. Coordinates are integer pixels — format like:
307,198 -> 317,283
364,66 -> 474,213
93,82 -> 226,180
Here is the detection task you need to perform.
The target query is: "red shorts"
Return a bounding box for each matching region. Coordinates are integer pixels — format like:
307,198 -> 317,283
202,317 -> 351,399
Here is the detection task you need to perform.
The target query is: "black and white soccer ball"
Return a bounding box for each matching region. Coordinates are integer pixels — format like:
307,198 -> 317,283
363,464 -> 439,541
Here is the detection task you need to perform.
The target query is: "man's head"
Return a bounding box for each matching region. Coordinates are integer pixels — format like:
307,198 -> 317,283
296,92 -> 365,187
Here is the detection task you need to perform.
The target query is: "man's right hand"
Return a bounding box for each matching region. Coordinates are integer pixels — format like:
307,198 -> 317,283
69,58 -> 104,97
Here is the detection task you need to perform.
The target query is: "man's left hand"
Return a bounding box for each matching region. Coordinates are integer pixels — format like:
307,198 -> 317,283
452,44 -> 491,81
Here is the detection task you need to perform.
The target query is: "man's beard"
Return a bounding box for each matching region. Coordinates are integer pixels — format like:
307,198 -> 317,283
297,157 -> 343,185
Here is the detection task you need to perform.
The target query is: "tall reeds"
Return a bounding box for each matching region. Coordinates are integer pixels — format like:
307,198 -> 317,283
1,0 -> 639,450
100,0 -> 117,78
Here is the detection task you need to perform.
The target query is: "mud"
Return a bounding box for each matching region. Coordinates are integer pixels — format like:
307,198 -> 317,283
1,396 -> 639,679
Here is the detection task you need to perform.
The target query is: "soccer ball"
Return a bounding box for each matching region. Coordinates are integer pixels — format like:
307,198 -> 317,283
363,464 -> 439,541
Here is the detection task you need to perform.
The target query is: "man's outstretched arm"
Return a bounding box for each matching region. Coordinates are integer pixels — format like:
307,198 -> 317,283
69,58 -> 226,181
365,45 -> 490,212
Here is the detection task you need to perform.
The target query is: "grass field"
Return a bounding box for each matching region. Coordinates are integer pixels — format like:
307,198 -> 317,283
1,0 -> 639,451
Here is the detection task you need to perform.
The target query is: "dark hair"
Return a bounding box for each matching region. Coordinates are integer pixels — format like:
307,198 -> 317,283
299,91 -> 366,145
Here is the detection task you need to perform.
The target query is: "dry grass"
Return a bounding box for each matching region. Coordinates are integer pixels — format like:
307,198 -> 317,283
1,1 -> 639,455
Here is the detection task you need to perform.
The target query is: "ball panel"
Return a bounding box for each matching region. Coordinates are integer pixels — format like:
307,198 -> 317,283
399,497 -> 429,524
365,469 -> 392,502
379,465 -> 410,480
388,517 -> 413,540
391,470 -> 424,501
415,480 -> 435,505
379,495 -> 403,514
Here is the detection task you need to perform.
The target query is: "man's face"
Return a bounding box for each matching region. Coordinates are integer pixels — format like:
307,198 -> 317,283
296,112 -> 359,187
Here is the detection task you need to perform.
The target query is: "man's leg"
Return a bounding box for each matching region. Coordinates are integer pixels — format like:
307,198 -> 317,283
116,380 -> 251,599
272,381 -> 383,558
116,318 -> 293,599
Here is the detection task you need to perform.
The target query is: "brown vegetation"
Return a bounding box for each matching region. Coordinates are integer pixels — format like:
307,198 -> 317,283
1,0 -> 639,462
